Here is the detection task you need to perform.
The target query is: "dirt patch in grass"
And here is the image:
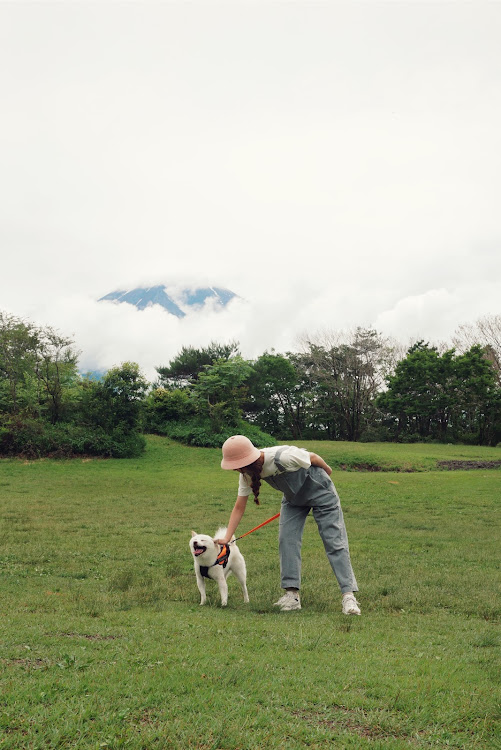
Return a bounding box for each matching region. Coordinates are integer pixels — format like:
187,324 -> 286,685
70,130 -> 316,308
50,632 -> 122,641
3,658 -> 49,669
437,460 -> 501,470
292,707 -> 425,744
340,463 -> 384,472
338,460 -> 501,472
137,709 -> 161,727
339,463 -> 415,472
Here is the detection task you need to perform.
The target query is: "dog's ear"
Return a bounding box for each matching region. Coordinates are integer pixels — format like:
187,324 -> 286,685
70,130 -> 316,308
191,530 -> 197,537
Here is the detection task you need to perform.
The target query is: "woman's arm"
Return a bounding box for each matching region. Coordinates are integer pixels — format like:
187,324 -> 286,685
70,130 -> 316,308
309,452 -> 332,476
214,495 -> 248,544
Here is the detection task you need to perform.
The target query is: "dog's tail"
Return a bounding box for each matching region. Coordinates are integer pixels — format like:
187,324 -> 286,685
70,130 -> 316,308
214,526 -> 235,543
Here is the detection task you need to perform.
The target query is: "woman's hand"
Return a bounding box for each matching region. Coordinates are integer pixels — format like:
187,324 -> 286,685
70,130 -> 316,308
213,538 -> 229,546
310,452 -> 332,476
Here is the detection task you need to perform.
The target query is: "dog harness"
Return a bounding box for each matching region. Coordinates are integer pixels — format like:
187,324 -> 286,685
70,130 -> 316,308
199,543 -> 231,579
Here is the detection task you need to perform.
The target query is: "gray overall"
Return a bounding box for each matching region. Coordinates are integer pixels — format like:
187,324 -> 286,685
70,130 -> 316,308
263,448 -> 358,594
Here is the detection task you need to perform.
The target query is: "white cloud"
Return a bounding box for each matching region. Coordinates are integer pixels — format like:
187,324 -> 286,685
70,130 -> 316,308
374,283 -> 501,345
0,1 -> 500,375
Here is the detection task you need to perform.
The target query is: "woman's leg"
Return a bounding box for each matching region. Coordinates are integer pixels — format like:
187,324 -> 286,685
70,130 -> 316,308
278,498 -> 310,590
311,491 -> 358,594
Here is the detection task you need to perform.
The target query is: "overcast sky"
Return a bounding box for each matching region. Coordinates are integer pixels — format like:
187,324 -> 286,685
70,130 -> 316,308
1,1 -> 500,379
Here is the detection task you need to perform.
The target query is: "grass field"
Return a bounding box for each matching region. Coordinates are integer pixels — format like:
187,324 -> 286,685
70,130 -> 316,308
0,436 -> 500,749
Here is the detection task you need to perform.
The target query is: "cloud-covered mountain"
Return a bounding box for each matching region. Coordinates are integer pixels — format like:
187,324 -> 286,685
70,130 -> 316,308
98,285 -> 237,318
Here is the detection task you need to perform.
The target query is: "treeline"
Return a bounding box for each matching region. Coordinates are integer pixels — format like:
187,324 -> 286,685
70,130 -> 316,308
1,312 -> 500,458
150,329 -> 501,448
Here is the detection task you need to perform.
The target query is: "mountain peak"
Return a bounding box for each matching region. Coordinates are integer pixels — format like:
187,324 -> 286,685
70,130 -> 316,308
98,284 -> 237,317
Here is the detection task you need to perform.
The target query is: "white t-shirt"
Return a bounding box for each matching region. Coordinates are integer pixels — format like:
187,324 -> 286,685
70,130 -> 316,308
237,445 -> 311,497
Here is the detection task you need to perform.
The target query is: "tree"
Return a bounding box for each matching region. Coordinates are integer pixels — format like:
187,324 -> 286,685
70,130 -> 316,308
0,312 -> 39,415
148,354 -> 275,448
156,340 -> 240,388
245,352 -> 306,438
0,313 -> 80,423
378,342 -> 455,440
192,356 -> 253,433
35,326 -> 80,423
453,314 -> 501,383
82,362 -> 148,431
298,328 -> 395,441
450,345 -> 501,445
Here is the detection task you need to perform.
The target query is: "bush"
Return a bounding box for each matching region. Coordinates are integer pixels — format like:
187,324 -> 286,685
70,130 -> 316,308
452,431 -> 481,446
155,417 -> 276,449
143,388 -> 195,433
359,425 -> 393,443
0,417 -> 146,459
398,433 -> 424,444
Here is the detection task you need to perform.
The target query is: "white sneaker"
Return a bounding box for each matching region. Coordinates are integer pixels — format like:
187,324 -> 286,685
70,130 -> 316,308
342,593 -> 361,616
273,593 -> 290,607
274,591 -> 301,611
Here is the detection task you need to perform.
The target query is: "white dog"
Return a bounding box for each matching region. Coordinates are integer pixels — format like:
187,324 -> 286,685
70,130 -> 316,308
189,527 -> 249,607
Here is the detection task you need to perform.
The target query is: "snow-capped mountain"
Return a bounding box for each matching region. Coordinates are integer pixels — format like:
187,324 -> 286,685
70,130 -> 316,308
98,285 -> 237,318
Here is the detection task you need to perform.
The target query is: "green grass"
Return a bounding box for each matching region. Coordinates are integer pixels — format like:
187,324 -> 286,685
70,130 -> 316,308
293,439 -> 501,472
0,436 -> 500,749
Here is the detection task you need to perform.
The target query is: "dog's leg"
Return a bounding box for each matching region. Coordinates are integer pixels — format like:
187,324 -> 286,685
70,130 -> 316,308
195,570 -> 206,605
214,570 -> 228,606
232,565 -> 250,603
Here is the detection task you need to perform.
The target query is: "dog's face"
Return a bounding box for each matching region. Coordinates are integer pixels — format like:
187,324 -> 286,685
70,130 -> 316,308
190,531 -> 216,558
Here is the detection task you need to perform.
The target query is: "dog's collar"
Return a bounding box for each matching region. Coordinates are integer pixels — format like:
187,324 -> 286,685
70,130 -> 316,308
199,544 -> 231,579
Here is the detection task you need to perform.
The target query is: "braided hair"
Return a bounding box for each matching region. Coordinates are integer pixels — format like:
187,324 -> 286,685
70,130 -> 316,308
242,458 -> 263,505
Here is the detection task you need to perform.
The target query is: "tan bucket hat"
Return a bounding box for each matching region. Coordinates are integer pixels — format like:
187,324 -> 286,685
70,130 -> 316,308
221,435 -> 261,470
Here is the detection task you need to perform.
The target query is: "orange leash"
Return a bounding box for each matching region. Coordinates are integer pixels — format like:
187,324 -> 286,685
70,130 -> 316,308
232,512 -> 281,543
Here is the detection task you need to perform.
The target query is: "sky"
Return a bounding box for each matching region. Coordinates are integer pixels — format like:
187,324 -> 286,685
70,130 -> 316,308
1,1 -> 500,380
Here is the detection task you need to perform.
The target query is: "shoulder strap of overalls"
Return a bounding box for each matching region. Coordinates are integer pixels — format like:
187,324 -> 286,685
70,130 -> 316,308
273,446 -> 287,473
